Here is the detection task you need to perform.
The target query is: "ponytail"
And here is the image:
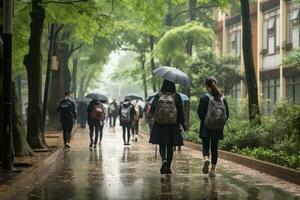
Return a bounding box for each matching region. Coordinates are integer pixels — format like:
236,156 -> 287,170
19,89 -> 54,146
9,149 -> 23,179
205,76 -> 222,98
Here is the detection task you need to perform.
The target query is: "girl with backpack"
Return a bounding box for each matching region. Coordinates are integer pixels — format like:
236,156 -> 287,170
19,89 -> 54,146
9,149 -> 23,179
149,80 -> 186,175
87,99 -> 106,148
119,98 -> 136,145
197,76 -> 229,177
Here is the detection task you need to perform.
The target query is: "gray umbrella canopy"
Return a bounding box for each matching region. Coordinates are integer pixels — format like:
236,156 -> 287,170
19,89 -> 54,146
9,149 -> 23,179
153,66 -> 192,87
85,93 -> 109,103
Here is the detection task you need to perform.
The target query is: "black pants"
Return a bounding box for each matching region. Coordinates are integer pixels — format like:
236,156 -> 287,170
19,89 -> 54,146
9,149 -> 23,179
159,144 -> 174,168
122,126 -> 131,144
80,116 -> 87,128
62,121 -> 73,145
202,138 -> 219,165
109,115 -> 117,127
89,123 -> 104,145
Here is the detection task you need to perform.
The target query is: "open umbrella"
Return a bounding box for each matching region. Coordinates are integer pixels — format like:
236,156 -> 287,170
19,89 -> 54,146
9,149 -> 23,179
85,93 -> 109,103
124,93 -> 143,101
153,66 -> 192,87
146,92 -> 189,103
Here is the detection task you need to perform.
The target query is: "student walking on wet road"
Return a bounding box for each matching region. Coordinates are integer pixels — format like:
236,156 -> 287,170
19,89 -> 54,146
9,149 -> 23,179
57,91 -> 77,149
149,80 -> 186,175
119,98 -> 136,145
197,76 -> 229,177
87,99 -> 106,148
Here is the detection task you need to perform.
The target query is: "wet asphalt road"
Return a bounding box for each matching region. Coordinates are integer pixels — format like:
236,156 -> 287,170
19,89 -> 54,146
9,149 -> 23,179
10,127 -> 300,200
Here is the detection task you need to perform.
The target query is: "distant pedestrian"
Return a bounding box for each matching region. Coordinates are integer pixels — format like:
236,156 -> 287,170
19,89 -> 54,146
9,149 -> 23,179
119,98 -> 136,145
87,99 -> 106,148
143,101 -> 154,133
77,101 -> 88,128
149,80 -> 186,175
108,99 -> 118,129
197,76 -> 229,177
131,100 -> 143,142
57,91 -> 77,149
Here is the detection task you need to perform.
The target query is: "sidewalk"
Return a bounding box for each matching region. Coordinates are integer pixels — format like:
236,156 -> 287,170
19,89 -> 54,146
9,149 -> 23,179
1,126 -> 300,200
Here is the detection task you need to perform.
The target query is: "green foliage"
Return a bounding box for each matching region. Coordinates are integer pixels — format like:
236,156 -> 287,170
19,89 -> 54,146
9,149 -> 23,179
236,147 -> 300,169
154,21 -> 214,65
283,48 -> 300,68
218,100 -> 300,169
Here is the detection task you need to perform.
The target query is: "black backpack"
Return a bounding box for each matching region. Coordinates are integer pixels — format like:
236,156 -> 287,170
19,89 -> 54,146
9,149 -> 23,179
60,99 -> 73,120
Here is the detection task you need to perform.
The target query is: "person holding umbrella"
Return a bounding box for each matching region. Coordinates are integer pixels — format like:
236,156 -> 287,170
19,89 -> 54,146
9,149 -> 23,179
149,80 -> 186,175
87,98 -> 106,148
119,98 -> 136,145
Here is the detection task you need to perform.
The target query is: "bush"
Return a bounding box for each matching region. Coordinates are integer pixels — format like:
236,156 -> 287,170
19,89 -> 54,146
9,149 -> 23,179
236,147 -> 300,169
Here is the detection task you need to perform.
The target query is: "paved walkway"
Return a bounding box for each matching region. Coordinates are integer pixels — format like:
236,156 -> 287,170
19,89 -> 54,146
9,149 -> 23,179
10,127 -> 300,200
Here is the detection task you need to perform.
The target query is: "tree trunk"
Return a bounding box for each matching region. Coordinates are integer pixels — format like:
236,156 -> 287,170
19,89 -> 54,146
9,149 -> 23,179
150,35 -> 157,93
186,0 -> 196,56
23,0 -> 47,149
12,81 -> 34,156
72,58 -> 78,98
240,0 -> 260,121
141,53 -> 148,98
78,72 -> 87,98
82,71 -> 94,96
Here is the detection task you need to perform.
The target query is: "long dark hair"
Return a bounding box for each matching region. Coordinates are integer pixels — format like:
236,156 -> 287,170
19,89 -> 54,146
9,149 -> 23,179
205,76 -> 222,98
161,80 -> 176,93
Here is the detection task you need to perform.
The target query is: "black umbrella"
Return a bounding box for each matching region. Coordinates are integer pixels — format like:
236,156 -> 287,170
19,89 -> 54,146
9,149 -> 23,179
153,66 -> 192,87
124,93 -> 143,101
85,93 -> 109,103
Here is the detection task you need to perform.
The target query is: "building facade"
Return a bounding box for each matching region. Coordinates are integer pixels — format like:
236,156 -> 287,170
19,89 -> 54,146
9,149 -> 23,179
214,0 -> 300,113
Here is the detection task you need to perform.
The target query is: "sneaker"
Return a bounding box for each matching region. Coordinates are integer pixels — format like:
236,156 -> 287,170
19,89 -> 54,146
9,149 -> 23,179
66,143 -> 71,148
209,170 -> 216,177
165,168 -> 173,175
135,137 -> 138,142
93,145 -> 97,148
160,160 -> 168,175
89,143 -> 93,148
202,160 -> 210,174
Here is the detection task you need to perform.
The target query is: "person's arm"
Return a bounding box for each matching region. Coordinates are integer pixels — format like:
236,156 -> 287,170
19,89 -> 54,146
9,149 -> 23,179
176,94 -> 186,130
197,95 -> 209,122
224,98 -> 229,120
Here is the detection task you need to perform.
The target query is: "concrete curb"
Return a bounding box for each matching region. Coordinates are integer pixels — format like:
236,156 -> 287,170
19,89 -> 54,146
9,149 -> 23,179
0,127 -> 78,200
141,130 -> 300,185
0,148 -> 63,200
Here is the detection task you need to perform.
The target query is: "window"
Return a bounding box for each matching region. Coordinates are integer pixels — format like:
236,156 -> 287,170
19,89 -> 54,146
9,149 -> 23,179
287,4 -> 300,49
263,79 -> 280,114
262,10 -> 280,55
228,25 -> 241,57
286,76 -> 300,102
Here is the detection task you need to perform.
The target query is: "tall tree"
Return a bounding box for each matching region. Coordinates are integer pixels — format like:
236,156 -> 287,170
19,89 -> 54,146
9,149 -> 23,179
23,0 -> 47,149
240,0 -> 260,121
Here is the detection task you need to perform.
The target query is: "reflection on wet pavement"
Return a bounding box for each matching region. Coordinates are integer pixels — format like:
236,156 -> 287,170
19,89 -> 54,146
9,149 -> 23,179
10,127 -> 300,200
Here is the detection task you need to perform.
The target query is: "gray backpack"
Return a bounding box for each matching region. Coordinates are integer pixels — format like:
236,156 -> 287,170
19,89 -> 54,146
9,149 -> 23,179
155,92 -> 177,124
204,93 -> 227,130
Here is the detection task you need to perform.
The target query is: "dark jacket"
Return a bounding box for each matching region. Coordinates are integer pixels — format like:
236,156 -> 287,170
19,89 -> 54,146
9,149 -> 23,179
77,102 -> 88,117
87,99 -> 104,126
197,93 -> 229,140
119,101 -> 136,128
57,97 -> 76,123
108,101 -> 118,117
149,93 -> 186,146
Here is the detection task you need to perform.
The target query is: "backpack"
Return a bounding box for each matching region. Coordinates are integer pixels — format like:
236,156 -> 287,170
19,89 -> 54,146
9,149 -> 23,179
155,92 -> 177,124
120,105 -> 131,123
60,99 -> 73,120
109,103 -> 116,113
204,93 -> 227,130
90,103 -> 106,121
